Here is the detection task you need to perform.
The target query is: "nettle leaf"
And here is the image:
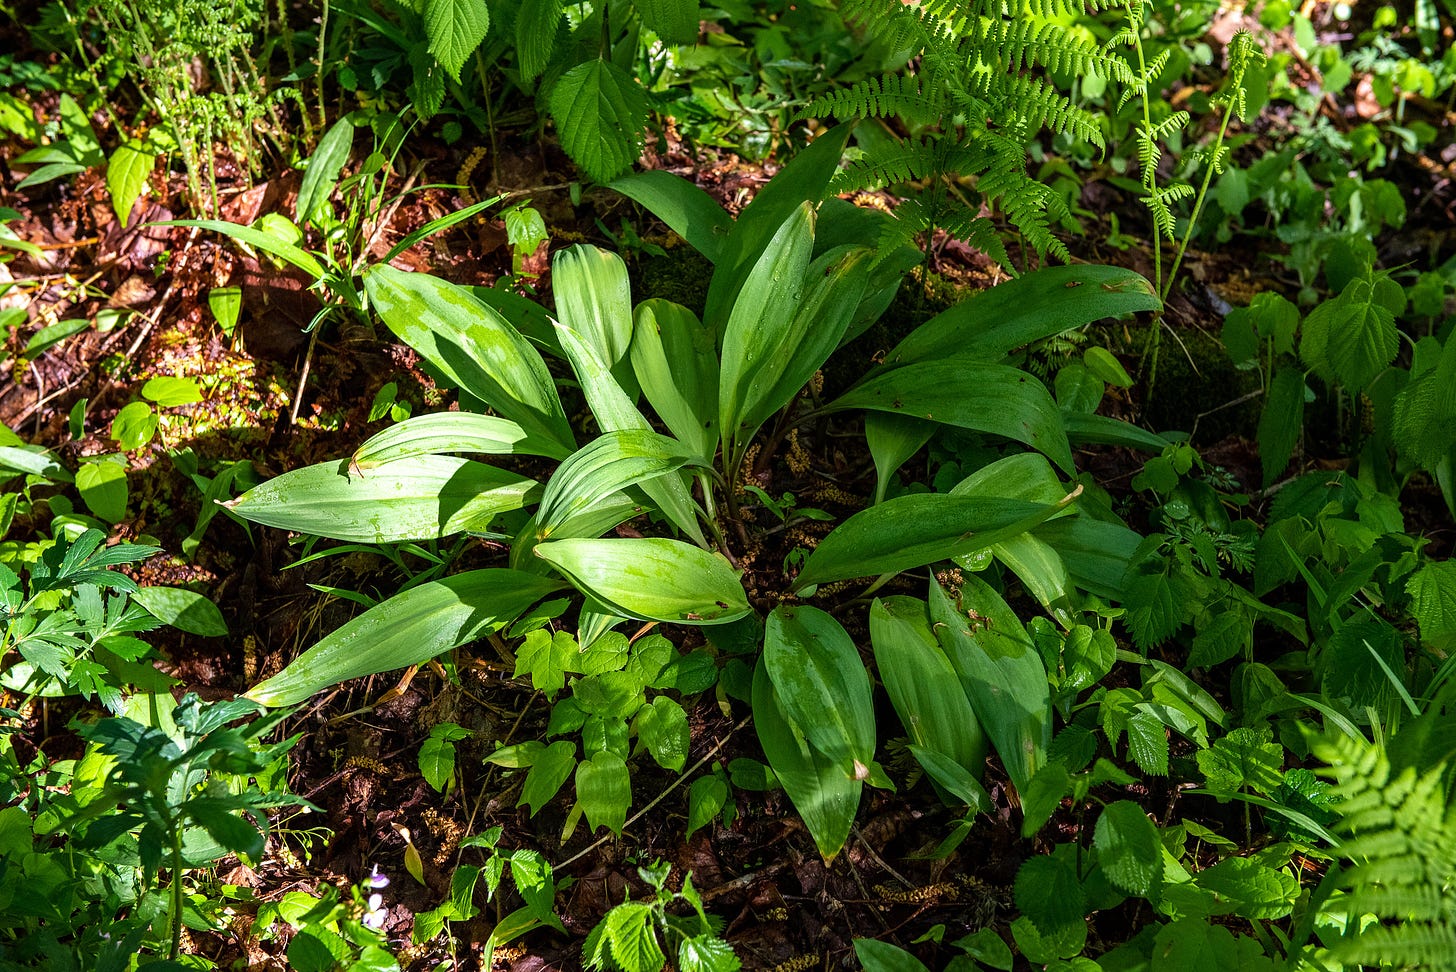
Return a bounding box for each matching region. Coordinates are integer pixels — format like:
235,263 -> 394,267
1301,277 -> 1400,390
1257,367 -> 1305,487
424,0 -> 489,82
515,0 -> 565,80
1321,618 -> 1405,711
549,60 -> 648,183
1125,707 -> 1169,776
1196,726 -> 1284,797
1151,918 -> 1275,972
1015,854 -> 1087,935
1195,856 -> 1298,920
1093,800 -> 1162,897
635,0 -> 700,45
1123,555 -> 1187,650
1409,560 -> 1456,651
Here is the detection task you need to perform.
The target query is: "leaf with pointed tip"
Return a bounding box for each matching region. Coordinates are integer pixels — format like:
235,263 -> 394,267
765,605 -> 876,777
535,431 -> 696,541
629,299 -> 720,459
364,265 -> 574,457
534,538 -> 749,625
827,362 -> 1074,472
552,245 -> 634,369
793,489 -> 1080,592
555,324 -> 705,544
610,171 -> 731,263
247,569 -> 564,705
752,658 -> 860,863
225,455 -> 539,543
886,265 -> 1159,367
352,413 -> 549,468
865,412 -> 934,504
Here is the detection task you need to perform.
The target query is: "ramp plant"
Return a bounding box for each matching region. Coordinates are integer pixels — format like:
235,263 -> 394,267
223,128 -> 1161,859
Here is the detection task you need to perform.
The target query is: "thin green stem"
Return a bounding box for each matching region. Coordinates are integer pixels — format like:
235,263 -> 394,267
169,824 -> 185,960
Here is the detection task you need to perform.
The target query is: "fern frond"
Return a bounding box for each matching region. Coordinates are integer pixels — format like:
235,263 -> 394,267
975,16 -> 1133,81
830,138 -> 947,194
802,74 -> 945,124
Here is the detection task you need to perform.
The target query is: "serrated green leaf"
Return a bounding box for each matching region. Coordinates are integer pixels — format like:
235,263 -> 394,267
1194,856 -> 1298,920
1258,367 -> 1305,487
516,0 -> 565,80
424,0 -> 489,81
514,628 -> 578,697
635,0 -> 699,45
1021,762 -> 1070,838
549,59 -> 647,183
1015,854 -> 1087,935
1409,561 -> 1456,651
1094,800 -> 1162,896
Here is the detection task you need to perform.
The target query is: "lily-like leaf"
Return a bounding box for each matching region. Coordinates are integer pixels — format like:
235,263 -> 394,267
351,413 -> 550,469
765,605 -> 877,779
792,489 -> 1081,592
870,596 -> 986,787
552,245 -> 634,369
247,569 -> 565,706
865,412 -> 934,505
1062,412 -> 1172,453
885,265 -> 1160,367
364,265 -> 575,457
536,431 -> 697,541
224,455 -> 539,543
555,324 -> 706,545
719,202 -> 815,459
534,538 -> 749,625
826,361 -> 1075,473
929,575 -> 1051,795
629,300 -> 720,460
160,219 -> 324,280
752,657 -> 860,863
609,171 -> 732,264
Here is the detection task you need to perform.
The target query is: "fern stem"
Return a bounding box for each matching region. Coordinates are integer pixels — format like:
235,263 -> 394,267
1129,23 -> 1163,297
1162,71 -> 1244,303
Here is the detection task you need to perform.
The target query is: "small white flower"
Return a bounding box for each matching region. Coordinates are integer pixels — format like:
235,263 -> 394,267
366,865 -> 390,889
363,893 -> 387,930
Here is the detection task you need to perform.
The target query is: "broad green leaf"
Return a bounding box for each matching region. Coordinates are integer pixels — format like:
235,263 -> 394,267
865,412 -> 934,504
424,0 -> 489,81
1020,762 -> 1071,838
555,324 -> 705,544
870,596 -> 986,784
514,628 -> 578,697
610,171 -> 732,263
629,299 -> 720,459
1062,412 -> 1171,453
951,452 -> 1067,505
186,798 -> 264,861
736,244 -> 873,444
0,445 -> 71,482
160,219 -> 324,279
364,265 -> 575,457
225,455 -> 539,543
106,140 -> 153,227
930,575 -> 1051,795
132,586 -> 228,637
1194,856 -> 1297,919
1083,346 -> 1133,387
296,117 -> 354,224
635,0 -> 699,44
1320,618 -> 1405,712
906,745 -> 990,811
632,697 -> 689,771
352,412 -> 548,468
419,725 -> 469,792
520,740 -> 577,815
1032,516 -> 1143,600
685,774 -> 728,840
548,59 -> 647,183
751,658 -> 860,862
576,751 -> 631,835
827,361 -> 1074,472
515,0 -> 565,80
1150,918 -> 1274,972
111,401 -> 158,451
1408,560 -> 1456,651
1301,277 -> 1399,390
208,287 -> 241,335
536,431 -> 694,541
854,940 -> 930,972
534,538 -> 748,624
705,124 -> 852,330
718,203 -> 815,458
76,457 -> 127,523
553,245 -> 634,370
247,569 -> 564,706
793,490 -> 1078,592
1015,854 -> 1087,936
885,265 -> 1160,367
983,533 -> 1076,629
1094,800 -> 1163,896
141,376 -> 202,407
765,605 -> 877,777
